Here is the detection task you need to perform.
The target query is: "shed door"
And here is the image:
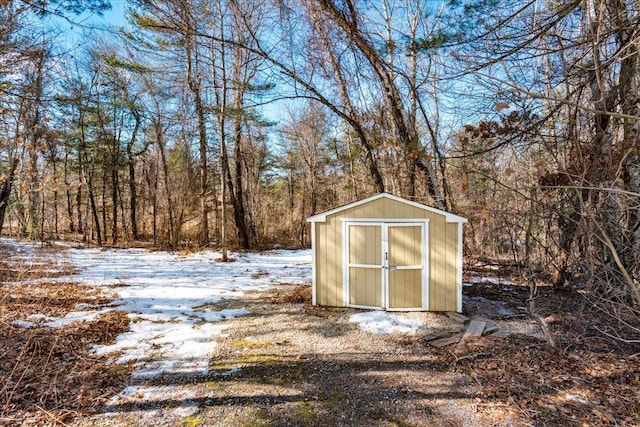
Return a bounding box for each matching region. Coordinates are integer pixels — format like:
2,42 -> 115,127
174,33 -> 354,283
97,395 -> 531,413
345,222 -> 427,310
387,224 -> 425,310
347,224 -> 383,309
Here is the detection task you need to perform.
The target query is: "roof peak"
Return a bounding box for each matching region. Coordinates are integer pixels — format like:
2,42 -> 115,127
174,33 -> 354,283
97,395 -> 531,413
307,192 -> 467,223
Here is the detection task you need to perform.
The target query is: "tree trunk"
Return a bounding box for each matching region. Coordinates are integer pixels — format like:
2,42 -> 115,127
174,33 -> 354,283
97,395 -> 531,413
87,176 -> 102,246
310,13 -> 385,193
231,108 -> 250,249
0,158 -> 18,234
76,185 -> 83,234
111,138 -> 119,244
24,43 -> 46,239
615,2 -> 640,305
27,129 -> 41,238
126,108 -> 142,240
52,159 -> 59,237
191,77 -> 209,247
198,95 -> 210,247
144,159 -> 159,246
182,2 -> 209,247
128,158 -> 138,240
79,144 -> 101,245
155,120 -> 175,246
77,101 -> 101,245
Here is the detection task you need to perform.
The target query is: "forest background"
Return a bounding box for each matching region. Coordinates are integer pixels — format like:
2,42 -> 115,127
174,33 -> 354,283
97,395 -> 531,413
1,0 -> 640,312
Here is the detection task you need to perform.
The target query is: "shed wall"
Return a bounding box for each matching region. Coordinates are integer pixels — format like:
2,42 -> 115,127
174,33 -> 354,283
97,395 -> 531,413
313,197 -> 460,311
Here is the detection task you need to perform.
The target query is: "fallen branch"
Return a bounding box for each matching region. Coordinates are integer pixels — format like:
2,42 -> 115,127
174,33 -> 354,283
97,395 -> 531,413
527,274 -> 557,349
532,313 -> 556,349
591,218 -> 640,308
593,326 -> 640,344
35,404 -> 70,426
449,351 -> 491,365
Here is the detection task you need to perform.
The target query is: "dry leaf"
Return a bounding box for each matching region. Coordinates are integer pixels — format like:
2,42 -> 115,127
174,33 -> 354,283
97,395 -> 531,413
481,206 -> 489,222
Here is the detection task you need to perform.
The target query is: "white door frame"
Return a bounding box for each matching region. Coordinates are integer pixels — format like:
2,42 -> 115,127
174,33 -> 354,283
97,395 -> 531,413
342,219 -> 429,310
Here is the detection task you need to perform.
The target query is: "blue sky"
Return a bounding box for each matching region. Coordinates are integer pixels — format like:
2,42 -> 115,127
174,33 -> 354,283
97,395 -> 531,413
43,0 -> 129,50
39,1 -> 300,126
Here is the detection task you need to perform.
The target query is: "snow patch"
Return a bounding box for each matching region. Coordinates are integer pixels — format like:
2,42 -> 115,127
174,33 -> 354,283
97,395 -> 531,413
211,367 -> 242,377
465,274 -> 520,286
12,309 -> 113,328
102,384 -> 200,418
349,311 -> 422,335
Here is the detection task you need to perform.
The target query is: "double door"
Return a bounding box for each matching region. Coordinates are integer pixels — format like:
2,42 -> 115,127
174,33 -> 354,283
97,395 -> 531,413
344,221 -> 428,310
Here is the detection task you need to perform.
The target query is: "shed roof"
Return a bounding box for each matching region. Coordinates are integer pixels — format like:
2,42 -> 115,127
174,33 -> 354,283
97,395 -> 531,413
307,192 -> 468,223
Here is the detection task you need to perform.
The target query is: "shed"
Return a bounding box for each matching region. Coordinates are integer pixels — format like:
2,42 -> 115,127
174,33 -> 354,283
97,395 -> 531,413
307,193 -> 467,312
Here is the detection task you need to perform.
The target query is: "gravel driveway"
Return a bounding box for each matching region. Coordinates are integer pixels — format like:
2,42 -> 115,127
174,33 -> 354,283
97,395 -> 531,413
73,284 -> 487,427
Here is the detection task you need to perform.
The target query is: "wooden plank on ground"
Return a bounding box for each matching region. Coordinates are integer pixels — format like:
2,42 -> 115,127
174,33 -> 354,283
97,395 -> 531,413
491,329 -> 511,338
465,319 -> 486,336
483,324 -> 499,335
430,333 -> 462,348
447,312 -> 470,323
423,330 -> 453,342
455,319 -> 486,352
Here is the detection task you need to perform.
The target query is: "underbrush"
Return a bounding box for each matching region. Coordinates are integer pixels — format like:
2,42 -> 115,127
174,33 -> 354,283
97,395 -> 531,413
458,279 -> 640,426
0,245 -> 132,426
271,283 -> 312,304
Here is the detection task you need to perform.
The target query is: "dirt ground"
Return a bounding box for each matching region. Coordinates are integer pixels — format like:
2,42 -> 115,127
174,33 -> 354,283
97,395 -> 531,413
168,286 -> 486,427
2,242 -> 639,426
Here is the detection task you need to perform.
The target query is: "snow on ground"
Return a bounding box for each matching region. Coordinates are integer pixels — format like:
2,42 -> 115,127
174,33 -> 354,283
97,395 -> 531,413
5,239 -> 311,418
464,273 -> 520,287
60,246 -> 310,380
0,237 -> 69,272
349,311 -> 422,335
11,309 -> 113,328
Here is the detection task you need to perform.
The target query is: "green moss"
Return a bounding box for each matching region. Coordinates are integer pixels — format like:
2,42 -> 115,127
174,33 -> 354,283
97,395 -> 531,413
296,400 -> 317,422
180,416 -> 202,427
241,416 -> 273,427
266,375 -> 292,387
205,381 -> 221,391
232,339 -> 272,349
321,398 -> 338,409
210,354 -> 282,372
242,354 -> 281,364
